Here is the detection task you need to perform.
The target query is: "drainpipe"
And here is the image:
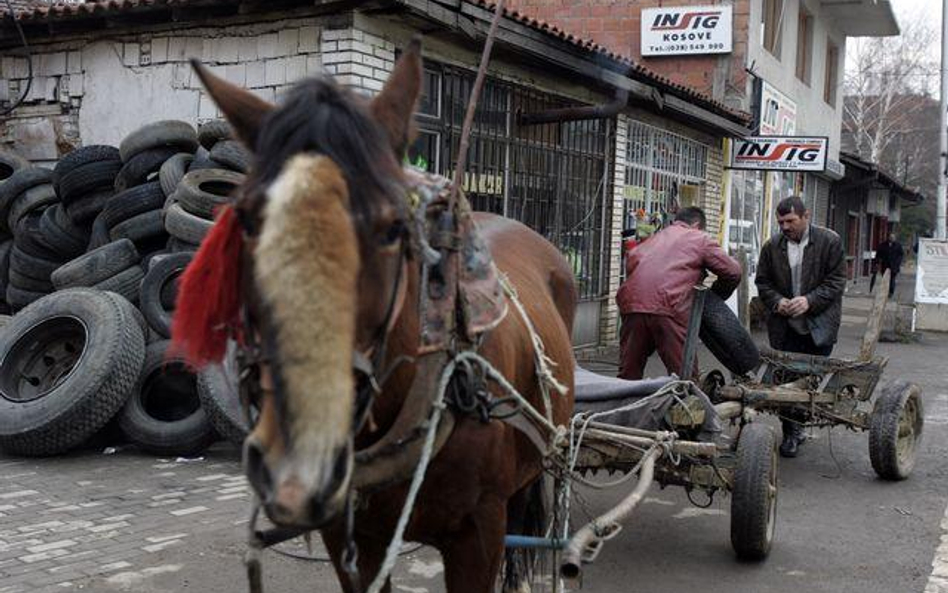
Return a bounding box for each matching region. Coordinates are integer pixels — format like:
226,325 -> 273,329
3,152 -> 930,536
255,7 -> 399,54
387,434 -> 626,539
517,89 -> 629,125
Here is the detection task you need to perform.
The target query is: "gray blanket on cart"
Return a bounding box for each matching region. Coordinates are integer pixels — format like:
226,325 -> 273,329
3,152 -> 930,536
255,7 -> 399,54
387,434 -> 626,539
573,366 -> 722,441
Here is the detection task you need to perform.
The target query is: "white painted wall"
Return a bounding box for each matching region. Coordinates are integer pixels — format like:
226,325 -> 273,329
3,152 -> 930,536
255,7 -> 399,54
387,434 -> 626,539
746,0 -> 845,161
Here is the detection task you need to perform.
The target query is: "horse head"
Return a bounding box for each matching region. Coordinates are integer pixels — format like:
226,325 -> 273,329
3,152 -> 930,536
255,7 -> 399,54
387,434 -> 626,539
193,40 -> 424,529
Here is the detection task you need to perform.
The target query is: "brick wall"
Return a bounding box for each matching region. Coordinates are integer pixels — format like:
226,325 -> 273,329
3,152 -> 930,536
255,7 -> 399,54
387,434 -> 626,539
507,0 -> 749,106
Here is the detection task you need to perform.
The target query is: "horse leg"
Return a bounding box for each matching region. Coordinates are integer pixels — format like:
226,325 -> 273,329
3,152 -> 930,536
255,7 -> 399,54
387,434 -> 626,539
440,500 -> 507,593
321,523 -> 392,593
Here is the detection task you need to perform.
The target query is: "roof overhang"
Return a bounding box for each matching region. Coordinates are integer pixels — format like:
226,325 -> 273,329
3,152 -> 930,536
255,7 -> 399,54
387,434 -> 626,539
821,0 -> 900,37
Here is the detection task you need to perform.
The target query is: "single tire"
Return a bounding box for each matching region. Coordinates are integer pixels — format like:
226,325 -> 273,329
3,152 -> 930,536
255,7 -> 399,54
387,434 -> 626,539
100,182 -> 165,230
187,149 -> 225,173
176,169 -> 244,219
869,381 -> 924,481
165,202 -> 212,244
53,145 -> 120,193
0,168 -> 53,232
197,341 -> 249,446
5,285 -> 47,310
7,183 -> 57,233
208,140 -> 250,173
109,210 -> 166,245
731,423 -> 778,561
0,289 -> 146,456
9,247 -> 61,281
114,147 -> 179,192
93,265 -> 144,305
39,205 -> 87,259
166,236 -> 199,253
701,291 -> 761,376
140,252 -> 192,338
118,340 -> 217,456
159,153 -> 193,197
64,189 -> 112,224
198,119 -> 232,150
0,240 -> 12,295
52,239 -> 140,289
13,212 -> 61,261
86,213 -> 112,252
58,160 -> 122,204
8,268 -> 54,293
120,120 -> 198,162
0,149 -> 30,183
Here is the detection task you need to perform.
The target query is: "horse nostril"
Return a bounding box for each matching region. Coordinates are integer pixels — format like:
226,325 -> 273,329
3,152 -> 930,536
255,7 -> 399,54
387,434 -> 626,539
243,438 -> 273,499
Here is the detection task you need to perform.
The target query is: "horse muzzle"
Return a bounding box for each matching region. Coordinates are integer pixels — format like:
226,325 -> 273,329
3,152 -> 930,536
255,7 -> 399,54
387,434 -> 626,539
244,437 -> 354,529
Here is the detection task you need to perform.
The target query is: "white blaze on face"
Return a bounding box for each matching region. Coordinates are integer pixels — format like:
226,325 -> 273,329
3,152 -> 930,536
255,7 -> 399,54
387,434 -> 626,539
254,155 -> 358,490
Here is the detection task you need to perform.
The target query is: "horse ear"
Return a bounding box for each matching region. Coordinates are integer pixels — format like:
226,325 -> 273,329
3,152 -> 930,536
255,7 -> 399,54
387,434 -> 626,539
191,59 -> 273,148
370,37 -> 423,158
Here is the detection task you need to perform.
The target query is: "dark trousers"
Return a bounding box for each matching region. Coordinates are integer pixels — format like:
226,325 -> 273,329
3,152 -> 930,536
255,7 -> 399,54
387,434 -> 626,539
773,330 -> 833,438
618,313 -> 697,380
869,268 -> 898,298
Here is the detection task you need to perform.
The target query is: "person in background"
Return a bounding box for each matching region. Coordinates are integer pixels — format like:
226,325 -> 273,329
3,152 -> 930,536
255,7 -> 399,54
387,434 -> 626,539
756,196 -> 847,458
616,207 -> 741,381
870,233 -> 904,299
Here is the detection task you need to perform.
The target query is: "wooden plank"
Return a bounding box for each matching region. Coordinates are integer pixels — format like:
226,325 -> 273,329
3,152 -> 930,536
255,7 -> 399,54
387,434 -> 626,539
859,269 -> 889,361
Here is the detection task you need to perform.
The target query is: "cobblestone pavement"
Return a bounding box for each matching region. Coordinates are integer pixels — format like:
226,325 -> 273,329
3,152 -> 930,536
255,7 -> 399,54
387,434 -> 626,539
0,444 -> 253,592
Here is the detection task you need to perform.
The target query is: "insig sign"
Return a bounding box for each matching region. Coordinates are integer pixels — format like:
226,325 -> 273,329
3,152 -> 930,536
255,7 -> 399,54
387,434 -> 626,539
730,137 -> 829,172
641,5 -> 733,56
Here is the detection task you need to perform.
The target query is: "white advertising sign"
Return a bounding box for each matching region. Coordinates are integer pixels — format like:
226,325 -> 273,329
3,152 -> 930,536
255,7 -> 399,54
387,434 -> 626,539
758,81 -> 797,135
730,136 -> 828,172
915,239 -> 948,304
641,5 -> 733,56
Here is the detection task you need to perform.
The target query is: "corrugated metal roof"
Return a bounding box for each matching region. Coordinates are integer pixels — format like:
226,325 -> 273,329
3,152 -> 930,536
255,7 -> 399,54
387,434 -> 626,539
8,0 -> 750,124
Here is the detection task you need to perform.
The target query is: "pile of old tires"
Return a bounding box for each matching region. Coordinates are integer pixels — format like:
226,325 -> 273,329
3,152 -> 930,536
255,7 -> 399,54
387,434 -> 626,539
0,119 -> 251,458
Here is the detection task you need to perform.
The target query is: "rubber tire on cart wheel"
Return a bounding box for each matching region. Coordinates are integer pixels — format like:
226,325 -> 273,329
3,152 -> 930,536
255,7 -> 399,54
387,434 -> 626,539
701,291 -> 761,376
118,340 -> 217,456
140,252 -> 192,338
197,341 -> 251,446
869,381 -> 924,481
731,422 -> 777,561
0,289 -> 146,456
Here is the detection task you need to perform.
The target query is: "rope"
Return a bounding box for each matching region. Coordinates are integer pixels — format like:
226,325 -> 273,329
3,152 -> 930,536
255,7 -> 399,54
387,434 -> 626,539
497,272 -> 568,426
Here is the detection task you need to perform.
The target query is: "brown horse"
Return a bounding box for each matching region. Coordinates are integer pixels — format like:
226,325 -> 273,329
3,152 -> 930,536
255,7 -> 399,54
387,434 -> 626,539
187,40 -> 577,592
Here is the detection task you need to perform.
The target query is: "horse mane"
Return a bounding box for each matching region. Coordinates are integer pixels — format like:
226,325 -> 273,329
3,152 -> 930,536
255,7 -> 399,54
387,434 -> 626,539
242,77 -> 408,239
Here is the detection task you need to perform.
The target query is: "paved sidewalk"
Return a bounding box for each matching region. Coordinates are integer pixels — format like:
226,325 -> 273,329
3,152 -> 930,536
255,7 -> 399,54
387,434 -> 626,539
0,444 -> 251,592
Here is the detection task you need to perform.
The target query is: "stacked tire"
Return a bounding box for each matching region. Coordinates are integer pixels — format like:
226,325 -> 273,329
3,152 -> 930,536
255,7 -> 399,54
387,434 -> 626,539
0,119 -> 248,458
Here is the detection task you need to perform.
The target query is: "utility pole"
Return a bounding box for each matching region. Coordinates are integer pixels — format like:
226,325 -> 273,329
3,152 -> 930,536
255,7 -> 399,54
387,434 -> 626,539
939,0 -> 948,239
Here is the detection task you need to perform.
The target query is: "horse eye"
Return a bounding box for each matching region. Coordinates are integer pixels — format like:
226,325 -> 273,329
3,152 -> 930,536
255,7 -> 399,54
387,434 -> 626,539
380,221 -> 404,247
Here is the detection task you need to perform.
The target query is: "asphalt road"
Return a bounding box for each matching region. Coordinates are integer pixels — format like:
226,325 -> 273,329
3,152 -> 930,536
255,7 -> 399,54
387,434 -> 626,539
1,289 -> 945,593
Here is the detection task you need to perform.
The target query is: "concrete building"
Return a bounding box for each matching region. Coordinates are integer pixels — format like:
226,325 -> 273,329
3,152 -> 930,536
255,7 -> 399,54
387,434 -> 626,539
0,0 -> 751,349
505,0 -> 900,294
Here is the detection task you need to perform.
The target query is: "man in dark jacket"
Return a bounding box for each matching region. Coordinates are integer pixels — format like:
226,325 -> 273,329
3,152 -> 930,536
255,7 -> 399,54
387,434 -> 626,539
756,196 -> 847,457
870,233 -> 904,298
617,207 -> 742,380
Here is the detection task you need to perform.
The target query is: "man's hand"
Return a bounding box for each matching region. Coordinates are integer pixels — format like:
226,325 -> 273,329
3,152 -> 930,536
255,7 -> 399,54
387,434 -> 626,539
786,296 -> 810,317
776,298 -> 792,316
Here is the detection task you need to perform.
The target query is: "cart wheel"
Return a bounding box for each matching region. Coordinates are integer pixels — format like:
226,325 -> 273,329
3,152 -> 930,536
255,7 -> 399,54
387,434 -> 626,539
869,381 -> 924,481
731,423 -> 777,561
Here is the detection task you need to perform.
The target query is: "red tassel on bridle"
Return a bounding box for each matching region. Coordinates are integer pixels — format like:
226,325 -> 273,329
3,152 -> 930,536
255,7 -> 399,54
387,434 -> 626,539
171,205 -> 245,367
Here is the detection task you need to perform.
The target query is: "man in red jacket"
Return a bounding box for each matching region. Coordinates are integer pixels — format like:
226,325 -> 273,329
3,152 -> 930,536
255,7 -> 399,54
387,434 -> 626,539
616,207 -> 742,380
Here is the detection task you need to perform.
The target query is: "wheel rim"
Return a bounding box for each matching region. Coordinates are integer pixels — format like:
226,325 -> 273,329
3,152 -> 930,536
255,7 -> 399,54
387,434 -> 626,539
0,317 -> 88,403
895,395 -> 920,467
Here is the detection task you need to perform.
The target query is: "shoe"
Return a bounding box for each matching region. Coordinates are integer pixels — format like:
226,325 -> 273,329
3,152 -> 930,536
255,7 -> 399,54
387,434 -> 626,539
779,430 -> 805,458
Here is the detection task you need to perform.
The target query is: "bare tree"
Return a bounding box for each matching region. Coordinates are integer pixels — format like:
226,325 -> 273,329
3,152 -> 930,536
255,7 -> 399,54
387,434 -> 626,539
843,14 -> 938,164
